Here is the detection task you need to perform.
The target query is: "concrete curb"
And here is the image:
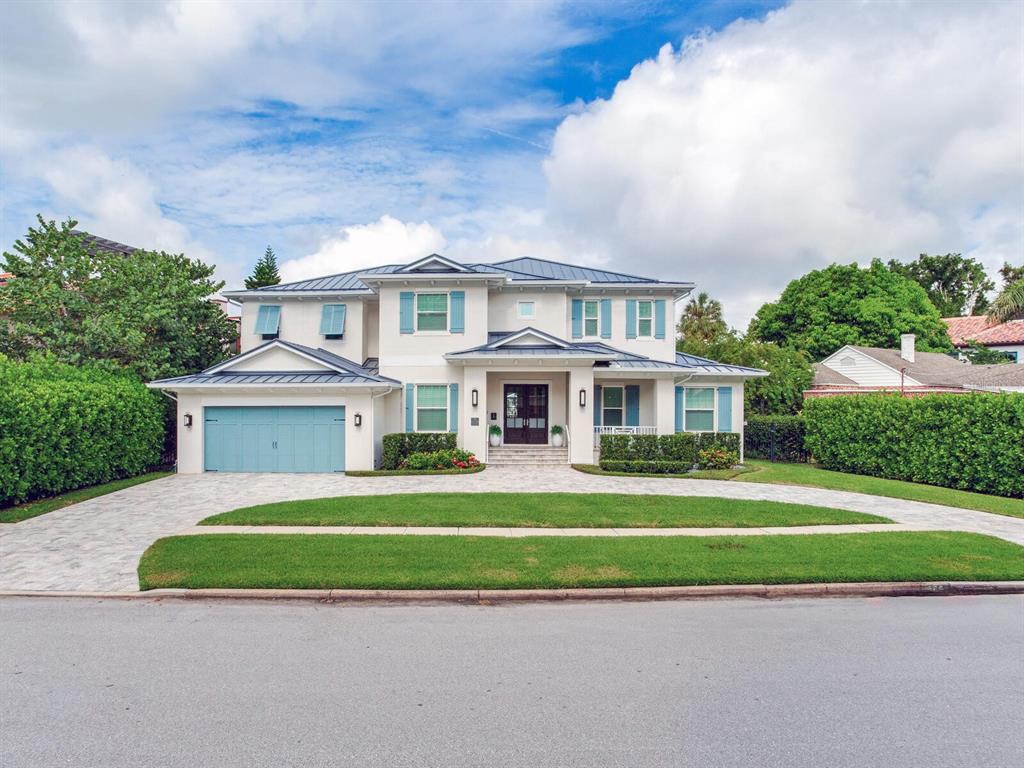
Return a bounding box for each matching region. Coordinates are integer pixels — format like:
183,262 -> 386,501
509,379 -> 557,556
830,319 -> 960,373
1,581 -> 1021,604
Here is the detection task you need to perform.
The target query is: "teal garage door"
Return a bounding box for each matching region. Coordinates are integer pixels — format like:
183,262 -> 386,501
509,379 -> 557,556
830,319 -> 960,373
204,406 -> 345,472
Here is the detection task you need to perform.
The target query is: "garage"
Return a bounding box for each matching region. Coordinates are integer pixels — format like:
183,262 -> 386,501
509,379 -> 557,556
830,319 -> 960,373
203,406 -> 346,472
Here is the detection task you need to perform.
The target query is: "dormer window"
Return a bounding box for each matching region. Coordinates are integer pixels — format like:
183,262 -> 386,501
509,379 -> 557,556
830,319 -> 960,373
254,305 -> 281,340
416,293 -> 448,331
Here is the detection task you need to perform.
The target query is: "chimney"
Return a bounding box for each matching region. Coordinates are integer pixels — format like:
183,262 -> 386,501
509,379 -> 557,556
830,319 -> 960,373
900,333 -> 915,363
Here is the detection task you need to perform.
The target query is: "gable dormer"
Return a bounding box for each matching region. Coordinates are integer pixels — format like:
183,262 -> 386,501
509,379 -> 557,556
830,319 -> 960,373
398,254 -> 474,273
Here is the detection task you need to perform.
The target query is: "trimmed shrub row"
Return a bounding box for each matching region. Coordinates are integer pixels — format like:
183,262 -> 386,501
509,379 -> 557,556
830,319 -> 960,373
804,393 -> 1024,498
0,357 -> 164,506
599,460 -> 694,474
599,432 -> 741,472
381,432 -> 457,470
744,414 -> 808,463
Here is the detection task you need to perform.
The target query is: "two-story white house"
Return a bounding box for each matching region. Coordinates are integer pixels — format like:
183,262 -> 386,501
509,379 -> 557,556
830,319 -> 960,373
149,254 -> 767,472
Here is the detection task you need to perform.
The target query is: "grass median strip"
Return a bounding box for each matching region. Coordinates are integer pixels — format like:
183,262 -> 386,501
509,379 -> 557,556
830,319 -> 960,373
0,471 -> 173,524
137,531 -> 1024,591
199,493 -> 889,529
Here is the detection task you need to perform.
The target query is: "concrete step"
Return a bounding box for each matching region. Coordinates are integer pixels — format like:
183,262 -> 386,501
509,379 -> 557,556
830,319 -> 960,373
487,445 -> 569,466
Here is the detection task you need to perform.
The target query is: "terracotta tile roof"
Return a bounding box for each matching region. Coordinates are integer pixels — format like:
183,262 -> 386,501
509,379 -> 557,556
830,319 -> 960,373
943,316 -> 1024,346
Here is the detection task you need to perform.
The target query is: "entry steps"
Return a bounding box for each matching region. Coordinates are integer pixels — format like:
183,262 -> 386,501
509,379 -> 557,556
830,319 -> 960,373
486,445 -> 569,466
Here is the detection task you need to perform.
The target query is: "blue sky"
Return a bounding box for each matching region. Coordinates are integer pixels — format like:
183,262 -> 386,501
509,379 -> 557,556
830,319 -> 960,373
1,1 -> 1019,325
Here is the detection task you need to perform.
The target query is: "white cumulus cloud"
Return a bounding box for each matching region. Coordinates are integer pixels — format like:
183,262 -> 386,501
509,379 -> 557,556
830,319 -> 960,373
543,0 -> 1024,326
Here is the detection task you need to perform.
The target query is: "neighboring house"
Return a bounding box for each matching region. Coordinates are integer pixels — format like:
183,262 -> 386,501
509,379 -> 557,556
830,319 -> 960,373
806,334 -> 1024,398
0,272 -> 12,287
943,316 -> 1024,363
149,254 -> 767,472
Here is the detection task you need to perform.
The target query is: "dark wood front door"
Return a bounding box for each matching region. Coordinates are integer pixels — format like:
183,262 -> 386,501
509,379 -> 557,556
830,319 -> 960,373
503,384 -> 548,444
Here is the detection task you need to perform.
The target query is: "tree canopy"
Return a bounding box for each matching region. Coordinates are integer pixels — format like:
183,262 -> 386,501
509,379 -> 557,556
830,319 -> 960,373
0,216 -> 237,381
999,262 -> 1024,287
988,279 -> 1024,323
245,246 -> 281,289
887,252 -> 993,317
747,260 -> 951,360
676,291 -> 728,344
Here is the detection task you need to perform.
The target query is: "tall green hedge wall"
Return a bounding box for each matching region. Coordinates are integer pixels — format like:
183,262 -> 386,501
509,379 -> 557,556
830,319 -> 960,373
0,357 -> 164,505
804,393 -> 1024,498
381,432 -> 458,470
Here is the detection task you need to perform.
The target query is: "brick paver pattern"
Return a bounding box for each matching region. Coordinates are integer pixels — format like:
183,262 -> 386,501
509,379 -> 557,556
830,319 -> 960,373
2,467 -> 1022,591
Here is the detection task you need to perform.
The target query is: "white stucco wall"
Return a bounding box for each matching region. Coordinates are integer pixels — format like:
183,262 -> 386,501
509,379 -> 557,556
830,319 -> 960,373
238,298 -> 367,363
487,291 -> 568,337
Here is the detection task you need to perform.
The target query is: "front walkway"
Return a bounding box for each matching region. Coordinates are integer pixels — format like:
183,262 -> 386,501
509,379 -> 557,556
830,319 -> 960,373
2,467 -> 1023,592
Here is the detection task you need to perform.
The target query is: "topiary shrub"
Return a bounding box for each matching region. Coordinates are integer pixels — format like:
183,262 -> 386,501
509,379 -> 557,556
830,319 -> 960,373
804,393 -> 1024,498
381,432 -> 457,469
0,356 -> 164,505
744,415 -> 807,462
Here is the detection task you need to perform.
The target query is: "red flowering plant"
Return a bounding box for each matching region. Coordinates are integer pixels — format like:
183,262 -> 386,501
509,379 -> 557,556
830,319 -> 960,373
400,448 -> 481,471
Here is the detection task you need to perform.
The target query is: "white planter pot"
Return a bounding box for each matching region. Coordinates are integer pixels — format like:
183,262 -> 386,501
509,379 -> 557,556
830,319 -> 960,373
489,433 -> 501,447
551,433 -> 564,447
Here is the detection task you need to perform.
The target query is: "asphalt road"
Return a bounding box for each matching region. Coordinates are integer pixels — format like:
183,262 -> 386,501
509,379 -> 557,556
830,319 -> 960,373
1,596 -> 1022,768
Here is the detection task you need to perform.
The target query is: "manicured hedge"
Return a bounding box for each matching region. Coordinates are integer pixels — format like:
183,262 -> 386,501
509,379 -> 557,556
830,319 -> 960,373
804,393 -> 1024,498
744,415 -> 808,463
0,357 -> 164,505
598,460 -> 695,474
599,432 -> 740,472
381,432 -> 457,470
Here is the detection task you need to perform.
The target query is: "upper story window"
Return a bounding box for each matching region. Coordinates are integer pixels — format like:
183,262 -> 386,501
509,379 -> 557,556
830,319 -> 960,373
319,304 -> 346,339
517,300 -> 536,320
637,301 -> 653,338
416,293 -> 449,332
253,304 -> 281,340
583,300 -> 600,337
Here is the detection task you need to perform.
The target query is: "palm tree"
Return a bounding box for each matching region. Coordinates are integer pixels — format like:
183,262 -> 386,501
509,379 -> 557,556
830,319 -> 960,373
677,291 -> 728,343
988,279 -> 1024,323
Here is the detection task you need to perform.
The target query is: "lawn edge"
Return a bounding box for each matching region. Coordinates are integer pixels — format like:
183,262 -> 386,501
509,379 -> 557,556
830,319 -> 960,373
3,581 -> 1022,603
0,470 -> 174,524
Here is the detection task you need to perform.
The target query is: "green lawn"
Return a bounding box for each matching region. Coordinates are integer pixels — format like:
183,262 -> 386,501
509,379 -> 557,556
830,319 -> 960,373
200,492 -> 889,528
740,461 -> 1024,519
138,531 -> 1024,590
0,471 -> 173,524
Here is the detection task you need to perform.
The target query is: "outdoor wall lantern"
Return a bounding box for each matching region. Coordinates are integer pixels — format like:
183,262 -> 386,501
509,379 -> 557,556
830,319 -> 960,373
579,389 -> 587,407
353,413 -> 362,427
183,413 -> 193,428
471,388 -> 479,407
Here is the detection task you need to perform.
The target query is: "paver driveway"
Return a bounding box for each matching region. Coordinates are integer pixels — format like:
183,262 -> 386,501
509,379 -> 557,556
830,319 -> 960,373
2,467 -> 1023,591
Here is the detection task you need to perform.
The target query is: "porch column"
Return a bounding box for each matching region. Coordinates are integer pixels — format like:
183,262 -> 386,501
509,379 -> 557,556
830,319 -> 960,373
654,377 -> 675,435
567,365 -> 594,464
462,366 -> 488,461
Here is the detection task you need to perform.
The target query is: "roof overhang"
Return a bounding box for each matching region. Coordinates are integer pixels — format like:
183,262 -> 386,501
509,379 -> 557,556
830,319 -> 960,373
147,381 -> 396,393
221,290 -> 374,301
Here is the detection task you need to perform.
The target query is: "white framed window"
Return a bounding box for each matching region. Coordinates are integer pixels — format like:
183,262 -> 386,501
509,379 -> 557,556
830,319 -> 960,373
602,386 -> 624,427
517,300 -> 536,319
415,384 -> 448,432
637,300 -> 653,338
416,293 -> 448,332
584,299 -> 600,337
683,387 -> 715,432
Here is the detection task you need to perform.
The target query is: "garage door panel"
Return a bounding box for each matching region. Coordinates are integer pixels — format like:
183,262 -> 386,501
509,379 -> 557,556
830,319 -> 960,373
204,406 -> 345,472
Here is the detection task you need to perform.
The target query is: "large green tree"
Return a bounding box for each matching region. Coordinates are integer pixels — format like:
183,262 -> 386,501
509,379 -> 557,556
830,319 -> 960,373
747,259 -> 951,360
988,279 -> 1024,323
887,252 -> 994,316
245,245 -> 281,289
676,291 -> 729,344
998,261 -> 1024,287
0,217 -> 237,380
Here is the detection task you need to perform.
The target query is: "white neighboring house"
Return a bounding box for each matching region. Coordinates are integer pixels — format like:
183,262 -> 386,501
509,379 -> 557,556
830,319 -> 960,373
149,255 -> 767,472
807,334 -> 1024,398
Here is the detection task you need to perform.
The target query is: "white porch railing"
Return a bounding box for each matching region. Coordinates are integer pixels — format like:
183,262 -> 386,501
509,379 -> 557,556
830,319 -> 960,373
593,425 -> 657,447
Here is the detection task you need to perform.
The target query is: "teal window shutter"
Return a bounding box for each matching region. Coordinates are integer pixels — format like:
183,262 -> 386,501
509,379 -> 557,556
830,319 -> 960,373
593,385 -> 602,426
449,383 -> 459,432
717,386 -> 732,432
600,299 -> 612,339
654,299 -> 666,339
405,384 -> 414,432
254,305 -> 281,335
625,299 -> 637,339
450,291 -> 465,334
674,387 -> 683,432
625,385 -> 640,426
399,292 -> 414,334
319,304 -> 346,336
571,299 -> 583,339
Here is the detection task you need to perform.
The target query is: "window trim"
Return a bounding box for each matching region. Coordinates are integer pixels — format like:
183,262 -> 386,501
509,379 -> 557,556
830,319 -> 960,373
682,387 -> 716,433
636,300 -> 654,339
601,385 -> 624,427
517,300 -> 536,320
415,383 -> 449,433
414,291 -> 450,334
583,299 -> 601,338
